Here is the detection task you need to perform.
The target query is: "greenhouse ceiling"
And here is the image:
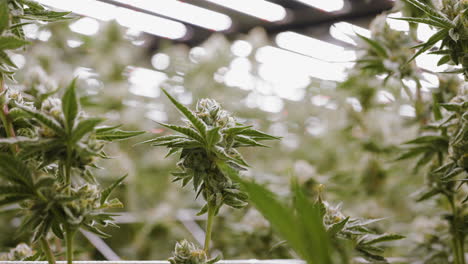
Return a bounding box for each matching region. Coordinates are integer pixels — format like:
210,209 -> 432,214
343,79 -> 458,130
34,0 -> 394,46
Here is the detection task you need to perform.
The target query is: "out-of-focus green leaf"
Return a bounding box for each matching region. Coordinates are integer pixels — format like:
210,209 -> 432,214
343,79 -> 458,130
62,79 -> 79,133
0,36 -> 30,50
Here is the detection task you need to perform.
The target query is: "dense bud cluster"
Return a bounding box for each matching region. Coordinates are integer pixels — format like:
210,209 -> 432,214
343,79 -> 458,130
361,14 -> 418,79
195,98 -> 235,129
143,89 -> 278,215
318,197 -> 404,263
0,243 -> 34,261
440,0 -> 468,79
168,240 -> 218,264
447,95 -> 468,170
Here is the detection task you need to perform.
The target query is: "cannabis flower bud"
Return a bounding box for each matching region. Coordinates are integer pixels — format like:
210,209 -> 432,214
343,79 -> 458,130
0,243 -> 34,261
41,97 -> 62,120
445,95 -> 468,171
196,98 -> 235,128
168,240 -> 218,264
143,89 -> 279,215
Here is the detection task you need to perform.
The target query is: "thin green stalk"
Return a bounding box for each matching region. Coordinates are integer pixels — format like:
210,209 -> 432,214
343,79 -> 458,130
65,145 -> 72,190
0,79 -> 18,153
447,195 -> 466,264
203,204 -> 215,256
415,80 -> 424,123
65,226 -> 75,264
64,143 -> 74,264
40,237 -> 56,264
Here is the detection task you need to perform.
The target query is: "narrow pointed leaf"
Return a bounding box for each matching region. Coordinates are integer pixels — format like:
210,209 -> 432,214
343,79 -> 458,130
408,29 -> 448,63
100,175 -> 127,205
158,122 -> 204,143
62,78 -> 79,132
17,105 -> 65,136
96,129 -> 144,141
0,153 -> 33,187
0,0 -> 8,34
71,118 -> 103,143
357,33 -> 388,58
0,36 -> 30,50
162,88 -> 207,136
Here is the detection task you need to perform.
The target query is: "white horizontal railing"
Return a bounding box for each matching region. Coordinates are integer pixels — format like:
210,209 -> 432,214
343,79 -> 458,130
0,260 -> 306,264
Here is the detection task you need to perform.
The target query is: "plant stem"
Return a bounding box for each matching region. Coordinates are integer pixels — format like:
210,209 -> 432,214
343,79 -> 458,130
65,226 -> 75,264
447,195 -> 466,264
203,204 -> 215,256
65,144 -> 72,191
0,78 -> 18,153
40,237 -> 56,264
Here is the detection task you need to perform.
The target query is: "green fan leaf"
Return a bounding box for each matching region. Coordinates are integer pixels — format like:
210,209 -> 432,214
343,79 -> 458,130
238,128 -> 281,141
158,122 -> 204,143
357,34 -> 388,58
136,135 -> 186,146
62,79 -> 79,133
327,217 -> 350,237
0,153 -> 33,187
95,128 -> 144,141
0,0 -> 8,34
206,127 -> 221,148
71,118 -> 104,143
0,185 -> 32,196
408,29 -> 448,63
162,88 -> 207,136
0,36 -> 30,50
100,175 -> 127,205
0,51 -> 16,68
390,17 -> 451,28
361,234 -> 405,245
234,135 -> 269,147
0,195 -> 29,207
17,105 -> 65,136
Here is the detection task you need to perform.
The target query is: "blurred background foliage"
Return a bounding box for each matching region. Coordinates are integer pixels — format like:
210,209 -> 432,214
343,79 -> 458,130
0,0 -> 466,262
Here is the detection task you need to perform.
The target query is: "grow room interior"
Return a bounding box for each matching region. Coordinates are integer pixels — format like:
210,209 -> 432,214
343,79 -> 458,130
0,0 -> 467,263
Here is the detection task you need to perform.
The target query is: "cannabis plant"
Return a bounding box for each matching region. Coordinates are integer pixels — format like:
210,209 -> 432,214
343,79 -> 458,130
219,163 -> 403,264
0,0 -> 70,81
168,240 -> 218,264
396,0 -> 468,79
398,91 -> 467,264
0,243 -> 38,261
0,1 -> 143,263
354,13 -> 431,121
140,89 -> 279,260
319,198 -> 404,263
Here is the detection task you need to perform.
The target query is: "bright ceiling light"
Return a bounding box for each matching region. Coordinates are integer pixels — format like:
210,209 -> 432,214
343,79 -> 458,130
111,0 -> 232,31
295,0 -> 344,12
201,0 -> 286,22
34,0 -> 118,21
256,45 -> 352,81
330,22 -> 370,45
115,8 -> 187,39
128,67 -> 167,98
276,31 -> 356,62
387,12 -> 409,31
69,17 -> 100,36
417,24 -> 438,42
34,0 -> 187,39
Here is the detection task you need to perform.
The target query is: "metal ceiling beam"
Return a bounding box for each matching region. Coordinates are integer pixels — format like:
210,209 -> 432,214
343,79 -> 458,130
143,0 -> 394,51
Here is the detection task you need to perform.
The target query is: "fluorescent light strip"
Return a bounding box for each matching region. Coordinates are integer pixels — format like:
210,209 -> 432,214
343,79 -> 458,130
34,0 -> 187,39
115,7 -> 187,39
330,22 -> 370,45
276,31 -> 356,62
256,45 -> 352,81
295,0 -> 344,12
111,0 -> 231,31
201,0 -> 286,22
